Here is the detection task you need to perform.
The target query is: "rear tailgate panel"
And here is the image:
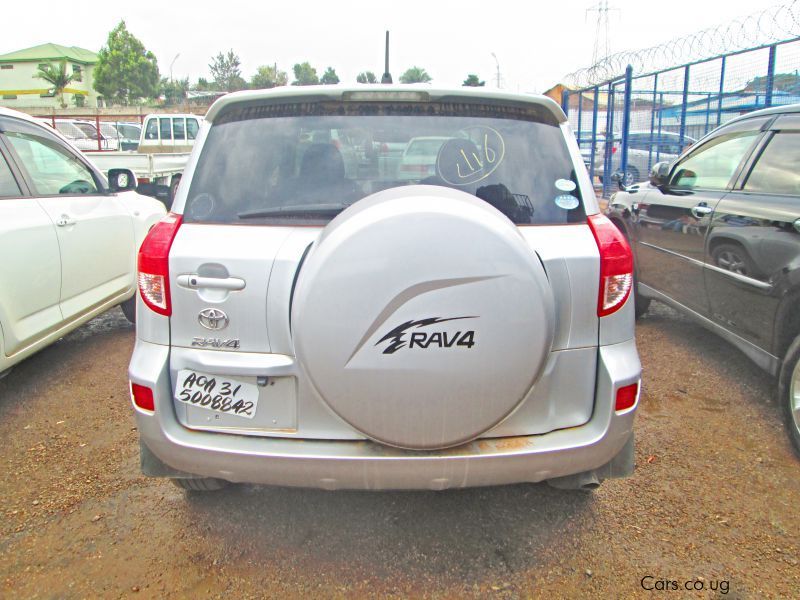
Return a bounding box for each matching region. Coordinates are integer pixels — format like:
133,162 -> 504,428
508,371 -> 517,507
165,223 -> 601,440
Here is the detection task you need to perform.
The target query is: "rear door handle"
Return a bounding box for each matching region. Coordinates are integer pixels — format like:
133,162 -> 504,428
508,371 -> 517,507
691,204 -> 713,219
56,214 -> 76,227
176,274 -> 246,291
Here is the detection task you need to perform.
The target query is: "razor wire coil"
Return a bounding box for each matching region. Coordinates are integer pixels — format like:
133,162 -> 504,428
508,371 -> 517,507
565,0 -> 800,87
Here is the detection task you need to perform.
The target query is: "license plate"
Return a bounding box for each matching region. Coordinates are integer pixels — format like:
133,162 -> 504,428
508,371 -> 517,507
175,370 -> 258,419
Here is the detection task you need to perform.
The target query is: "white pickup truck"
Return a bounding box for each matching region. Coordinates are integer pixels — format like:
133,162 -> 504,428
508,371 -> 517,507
86,114 -> 203,205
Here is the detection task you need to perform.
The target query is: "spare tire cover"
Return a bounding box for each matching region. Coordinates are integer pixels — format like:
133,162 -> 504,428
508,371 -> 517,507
292,186 -> 555,449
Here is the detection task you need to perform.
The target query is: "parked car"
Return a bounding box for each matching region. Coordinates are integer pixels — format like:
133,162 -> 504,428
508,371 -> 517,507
605,104 -> 800,456
99,121 -> 142,151
51,119 -> 118,151
72,120 -> 119,151
0,108 -> 166,377
577,133 -> 605,172
128,85 -> 641,493
49,119 -> 87,144
595,130 -> 695,185
397,136 -> 450,180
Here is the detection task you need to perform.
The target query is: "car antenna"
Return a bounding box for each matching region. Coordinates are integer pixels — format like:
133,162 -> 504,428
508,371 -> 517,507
381,31 -> 393,84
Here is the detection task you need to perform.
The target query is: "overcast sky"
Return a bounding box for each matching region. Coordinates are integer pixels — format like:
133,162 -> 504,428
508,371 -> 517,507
1,0 -> 782,93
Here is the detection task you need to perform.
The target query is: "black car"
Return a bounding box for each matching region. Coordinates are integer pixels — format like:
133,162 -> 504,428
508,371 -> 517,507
606,104 -> 800,456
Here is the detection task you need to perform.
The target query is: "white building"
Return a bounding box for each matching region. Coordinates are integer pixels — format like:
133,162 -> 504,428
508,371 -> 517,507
0,43 -> 99,108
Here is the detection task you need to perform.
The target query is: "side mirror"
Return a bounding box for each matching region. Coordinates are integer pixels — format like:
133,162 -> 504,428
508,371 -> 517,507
649,161 -> 671,188
108,168 -> 137,192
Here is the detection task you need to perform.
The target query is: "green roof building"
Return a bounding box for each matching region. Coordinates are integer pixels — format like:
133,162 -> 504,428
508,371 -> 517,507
0,43 -> 100,108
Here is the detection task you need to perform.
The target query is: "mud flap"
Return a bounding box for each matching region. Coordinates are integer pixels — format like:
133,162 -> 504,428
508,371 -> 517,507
547,432 -> 635,490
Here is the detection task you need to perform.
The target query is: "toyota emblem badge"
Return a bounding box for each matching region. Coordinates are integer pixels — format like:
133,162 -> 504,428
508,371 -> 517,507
198,308 -> 229,330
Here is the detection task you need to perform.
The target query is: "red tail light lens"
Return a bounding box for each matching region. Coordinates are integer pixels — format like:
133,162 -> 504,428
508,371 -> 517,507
137,213 -> 182,316
615,382 -> 639,412
130,382 -> 155,412
587,214 -> 633,317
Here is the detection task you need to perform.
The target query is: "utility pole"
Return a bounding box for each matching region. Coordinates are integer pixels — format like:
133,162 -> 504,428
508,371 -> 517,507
381,31 -> 392,84
491,52 -> 501,88
170,53 -> 180,82
586,1 -> 620,66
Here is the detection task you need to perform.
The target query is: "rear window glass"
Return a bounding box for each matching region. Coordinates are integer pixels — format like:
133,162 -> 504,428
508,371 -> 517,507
185,102 -> 584,226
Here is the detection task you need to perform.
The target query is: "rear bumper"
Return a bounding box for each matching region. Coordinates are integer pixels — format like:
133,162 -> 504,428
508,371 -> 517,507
129,338 -> 640,490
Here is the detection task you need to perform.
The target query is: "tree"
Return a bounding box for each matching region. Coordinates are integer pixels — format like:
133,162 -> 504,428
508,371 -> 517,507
399,67 -> 432,84
357,71 -> 377,84
194,77 -> 216,91
94,20 -> 160,104
251,64 -> 288,89
36,61 -> 75,108
209,49 -> 246,92
463,74 -> 485,87
745,73 -> 800,94
160,77 -> 190,105
320,67 -> 340,85
292,62 -> 319,86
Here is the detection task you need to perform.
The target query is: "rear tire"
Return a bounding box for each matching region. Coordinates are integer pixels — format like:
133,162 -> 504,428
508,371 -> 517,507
778,335 -> 800,457
121,296 -> 136,324
171,477 -> 229,492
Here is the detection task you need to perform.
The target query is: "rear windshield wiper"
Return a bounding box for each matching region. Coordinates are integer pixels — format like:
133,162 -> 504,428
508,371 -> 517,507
237,204 -> 349,219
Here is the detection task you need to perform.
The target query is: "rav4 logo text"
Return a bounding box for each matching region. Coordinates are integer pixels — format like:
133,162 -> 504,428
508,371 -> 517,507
191,337 -> 240,349
375,317 -> 477,354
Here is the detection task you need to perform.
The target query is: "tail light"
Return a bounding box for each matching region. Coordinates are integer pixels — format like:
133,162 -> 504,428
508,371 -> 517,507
587,214 -> 633,317
611,145 -> 618,154
615,382 -> 639,412
130,382 -> 155,412
137,213 -> 182,316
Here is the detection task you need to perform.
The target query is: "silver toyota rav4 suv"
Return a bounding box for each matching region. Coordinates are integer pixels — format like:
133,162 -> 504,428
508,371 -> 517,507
128,86 -> 641,492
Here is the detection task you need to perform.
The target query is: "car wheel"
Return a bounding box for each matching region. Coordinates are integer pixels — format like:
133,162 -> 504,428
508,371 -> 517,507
712,243 -> 757,278
623,167 -> 639,187
779,335 -> 800,457
121,296 -> 136,323
171,477 -> 229,491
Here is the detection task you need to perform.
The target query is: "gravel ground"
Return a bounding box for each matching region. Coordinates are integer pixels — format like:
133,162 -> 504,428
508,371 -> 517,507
0,304 -> 798,598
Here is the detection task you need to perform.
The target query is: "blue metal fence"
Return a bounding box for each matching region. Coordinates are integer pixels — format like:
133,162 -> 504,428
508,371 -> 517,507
564,37 -> 800,197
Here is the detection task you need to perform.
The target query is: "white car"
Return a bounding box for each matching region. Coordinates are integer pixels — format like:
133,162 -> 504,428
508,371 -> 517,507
51,119 -> 118,151
100,122 -> 142,151
593,130 -> 696,185
0,108 -> 166,376
397,136 -> 450,180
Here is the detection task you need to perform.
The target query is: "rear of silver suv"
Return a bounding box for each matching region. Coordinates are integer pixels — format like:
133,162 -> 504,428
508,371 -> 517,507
128,86 -> 641,492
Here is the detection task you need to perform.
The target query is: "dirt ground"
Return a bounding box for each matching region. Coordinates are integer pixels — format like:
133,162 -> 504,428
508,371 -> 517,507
0,304 -> 798,599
